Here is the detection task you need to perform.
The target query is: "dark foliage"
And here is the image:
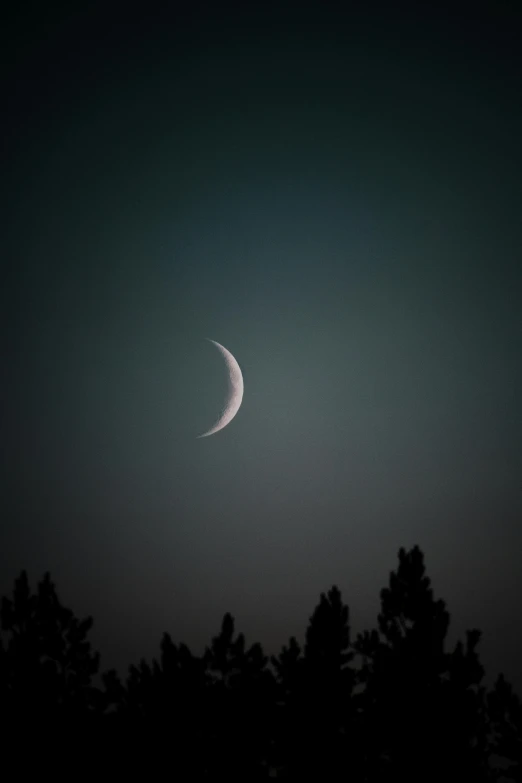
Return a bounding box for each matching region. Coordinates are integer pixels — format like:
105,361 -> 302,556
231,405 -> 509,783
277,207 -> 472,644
1,547 -> 520,780
354,546 -> 491,781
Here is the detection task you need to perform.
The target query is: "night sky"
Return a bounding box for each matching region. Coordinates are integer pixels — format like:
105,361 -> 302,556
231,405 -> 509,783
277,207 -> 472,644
3,3 -> 522,691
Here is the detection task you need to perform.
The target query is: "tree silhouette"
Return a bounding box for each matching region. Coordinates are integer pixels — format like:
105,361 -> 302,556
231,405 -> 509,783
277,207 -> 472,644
107,634 -> 209,773
271,635 -> 305,778
488,673 -> 522,781
0,570 -> 103,772
1,545 -> 520,780
355,545 -> 492,782
304,585 -> 359,779
273,585 -> 358,780
204,612 -> 276,780
0,570 -> 100,725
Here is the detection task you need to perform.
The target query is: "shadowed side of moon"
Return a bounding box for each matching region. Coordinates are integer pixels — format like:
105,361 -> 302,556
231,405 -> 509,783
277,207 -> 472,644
197,339 -> 244,438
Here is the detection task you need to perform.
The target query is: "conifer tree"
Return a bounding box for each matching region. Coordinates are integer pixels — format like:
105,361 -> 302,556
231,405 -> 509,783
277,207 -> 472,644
355,546 -> 491,782
204,612 -> 275,780
0,570 -> 100,726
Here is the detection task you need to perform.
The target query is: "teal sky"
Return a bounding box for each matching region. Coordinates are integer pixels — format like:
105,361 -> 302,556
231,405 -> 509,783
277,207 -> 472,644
3,4 -> 522,688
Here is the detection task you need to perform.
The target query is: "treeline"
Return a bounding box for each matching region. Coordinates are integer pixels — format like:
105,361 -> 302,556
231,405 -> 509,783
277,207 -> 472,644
0,546 -> 520,780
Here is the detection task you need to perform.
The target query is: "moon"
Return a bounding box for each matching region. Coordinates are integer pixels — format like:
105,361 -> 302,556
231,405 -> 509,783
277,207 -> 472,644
197,339 -> 244,438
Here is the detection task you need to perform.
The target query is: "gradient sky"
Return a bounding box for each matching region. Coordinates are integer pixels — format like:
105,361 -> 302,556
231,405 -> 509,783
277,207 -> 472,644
3,4 -> 522,690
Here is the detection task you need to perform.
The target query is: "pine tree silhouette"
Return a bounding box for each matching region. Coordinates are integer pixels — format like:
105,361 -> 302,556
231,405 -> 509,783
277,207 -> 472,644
121,635 -> 209,772
0,570 -> 100,724
1,546 -> 520,780
488,673 -> 522,782
204,612 -> 276,780
271,635 -> 304,778
355,545 -> 492,782
304,585 -> 358,780
273,586 -> 357,781
0,570 -> 102,771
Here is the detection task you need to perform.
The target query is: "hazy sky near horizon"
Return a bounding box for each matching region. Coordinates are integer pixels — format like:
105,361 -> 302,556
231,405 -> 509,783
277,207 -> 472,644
2,3 -> 522,689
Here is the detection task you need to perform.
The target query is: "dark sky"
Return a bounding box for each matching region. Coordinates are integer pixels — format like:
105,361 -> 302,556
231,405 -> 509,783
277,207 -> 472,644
2,3 -> 522,690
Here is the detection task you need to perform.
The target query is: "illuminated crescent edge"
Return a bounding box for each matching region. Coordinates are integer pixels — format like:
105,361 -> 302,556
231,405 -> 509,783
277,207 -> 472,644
197,339 -> 244,438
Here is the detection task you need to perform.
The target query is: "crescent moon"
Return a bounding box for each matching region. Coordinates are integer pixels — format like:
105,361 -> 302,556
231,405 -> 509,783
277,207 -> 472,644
197,339 -> 244,438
